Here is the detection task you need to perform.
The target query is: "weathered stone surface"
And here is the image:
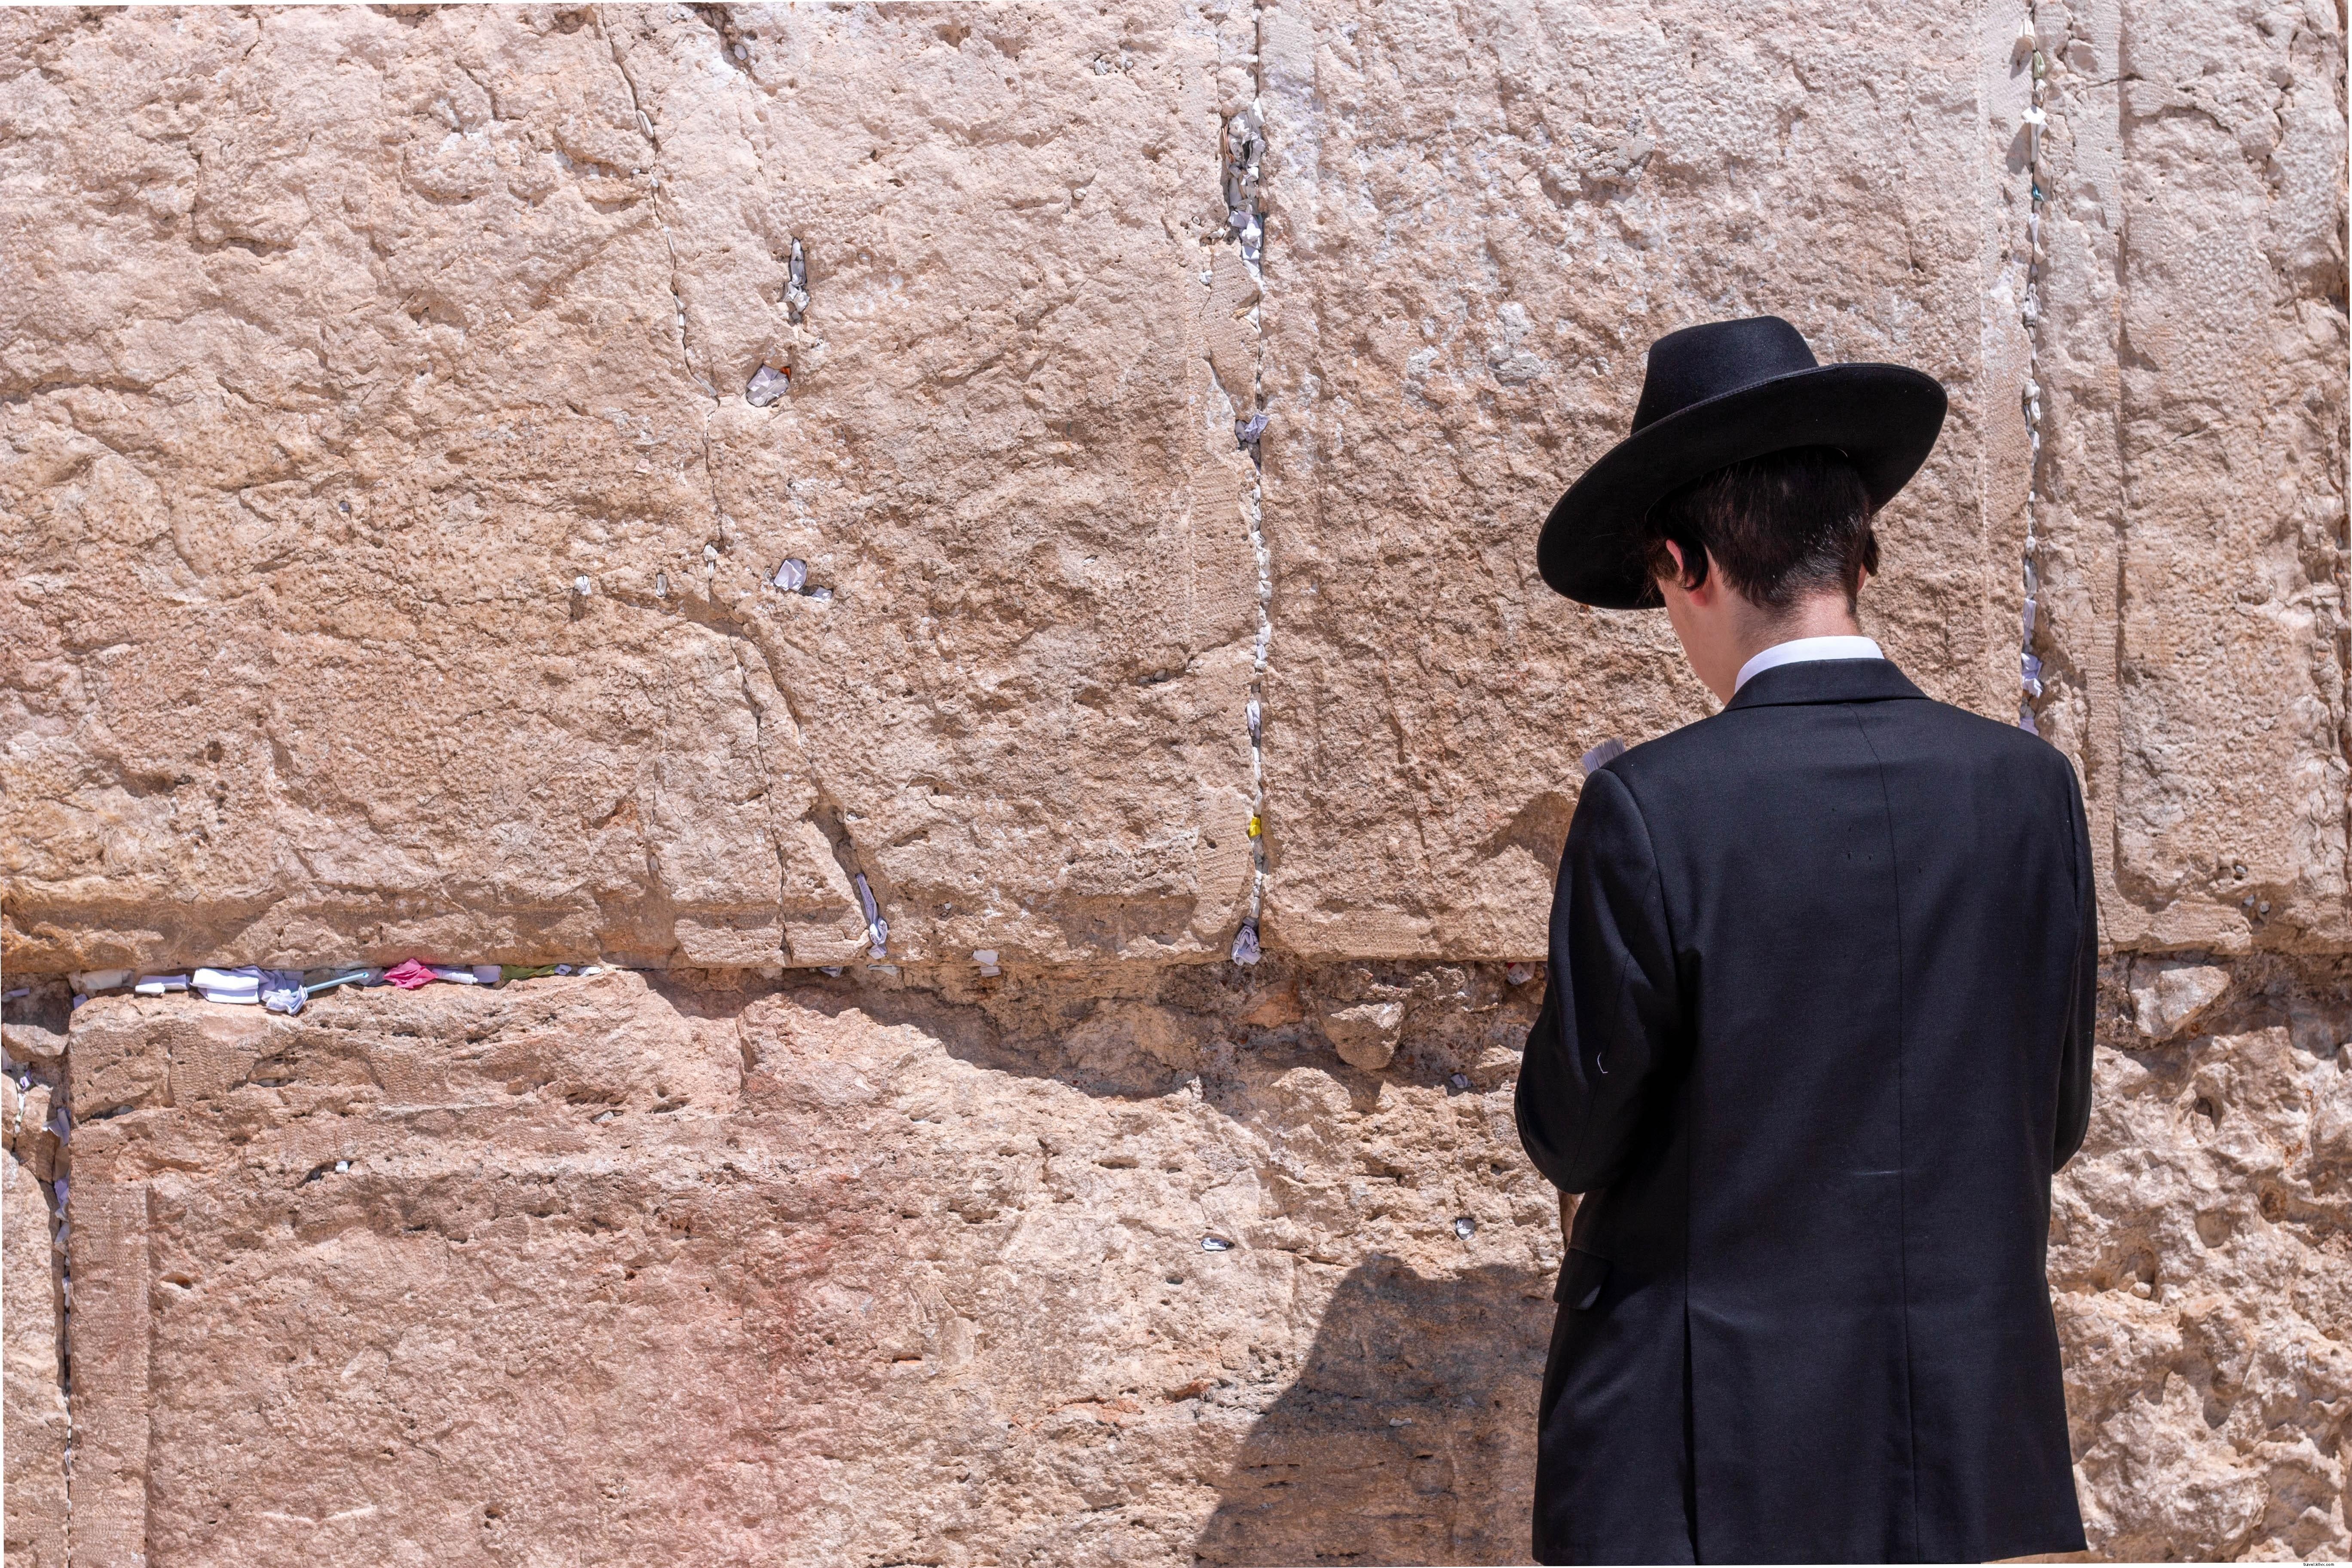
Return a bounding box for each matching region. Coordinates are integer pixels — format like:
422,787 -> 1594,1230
1324,999 -> 1405,1070
1255,0 -> 2031,958
2028,0 -> 2349,952
0,2 -> 1258,974
2129,956 -> 2233,1042
3,1074 -> 70,1568
46,960 -> 2352,1562
0,0 -> 2337,971
58,968 -> 1558,1565
2054,956 -> 2352,1560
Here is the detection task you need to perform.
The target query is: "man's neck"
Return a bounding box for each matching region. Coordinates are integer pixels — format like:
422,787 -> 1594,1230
1657,554 -> 1871,702
1729,596 -> 1865,675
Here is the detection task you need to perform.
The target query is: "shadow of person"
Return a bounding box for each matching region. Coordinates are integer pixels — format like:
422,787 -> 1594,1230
1196,1254 -> 1553,1566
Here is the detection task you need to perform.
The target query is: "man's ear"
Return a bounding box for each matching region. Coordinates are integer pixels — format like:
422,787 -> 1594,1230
1663,539 -> 1709,596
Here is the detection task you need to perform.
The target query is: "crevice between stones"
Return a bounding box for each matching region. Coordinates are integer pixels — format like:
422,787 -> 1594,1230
597,7 -> 847,962
1225,5 -> 1272,968
49,1127 -> 71,1553
2019,2 -> 2052,738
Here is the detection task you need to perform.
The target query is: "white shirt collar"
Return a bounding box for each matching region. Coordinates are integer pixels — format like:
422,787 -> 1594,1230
1733,635 -> 1886,693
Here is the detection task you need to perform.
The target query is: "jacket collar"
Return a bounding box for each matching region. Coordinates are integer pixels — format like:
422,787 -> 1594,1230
1723,658 -> 1926,711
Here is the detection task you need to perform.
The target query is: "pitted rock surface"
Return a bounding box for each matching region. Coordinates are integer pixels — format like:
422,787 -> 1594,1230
0,3 -> 1259,974
2027,0 -> 2350,950
2054,957 -> 2352,1561
53,968 -> 1559,1566
1255,0 -> 2029,958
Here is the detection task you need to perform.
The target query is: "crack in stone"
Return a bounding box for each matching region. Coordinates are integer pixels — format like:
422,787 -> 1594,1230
784,237 -> 810,324
686,3 -> 755,77
608,577 -> 879,965
723,640 -> 799,965
594,7 -> 830,956
717,610 -> 890,961
597,8 -> 720,403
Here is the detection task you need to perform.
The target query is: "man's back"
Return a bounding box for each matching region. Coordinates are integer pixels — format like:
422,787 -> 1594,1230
1516,658 -> 2095,1564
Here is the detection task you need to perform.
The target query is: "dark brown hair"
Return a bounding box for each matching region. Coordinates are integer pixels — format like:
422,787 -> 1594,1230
1640,446 -> 1880,610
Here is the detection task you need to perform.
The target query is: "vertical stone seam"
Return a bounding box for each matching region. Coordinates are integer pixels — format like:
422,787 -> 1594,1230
53,1111 -> 71,1565
1228,3 -> 1272,966
2019,4 -> 2052,737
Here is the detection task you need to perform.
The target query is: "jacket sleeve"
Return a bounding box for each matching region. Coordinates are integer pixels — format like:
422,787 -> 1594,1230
1515,766 -> 1684,1195
2052,760 -> 2098,1171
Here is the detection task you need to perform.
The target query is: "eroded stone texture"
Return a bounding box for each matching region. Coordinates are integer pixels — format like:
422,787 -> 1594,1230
2028,0 -> 2350,951
48,963 -> 2352,1563
0,0 -> 2337,970
58,968 -> 1559,1565
3,1072 -> 70,1568
605,3 -> 1264,969
0,2 -> 1258,974
1254,0 -> 2029,958
2054,956 -> 2352,1560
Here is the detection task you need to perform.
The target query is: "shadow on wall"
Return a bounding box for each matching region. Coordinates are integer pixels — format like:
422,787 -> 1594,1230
1197,1255 -> 1555,1567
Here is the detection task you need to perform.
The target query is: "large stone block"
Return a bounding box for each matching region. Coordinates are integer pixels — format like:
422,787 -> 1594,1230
49,957 -> 2352,1562
56,967 -> 1560,1565
2052,955 -> 2352,1559
1253,0 -> 2033,958
0,3 -> 1259,974
2027,0 -> 2349,951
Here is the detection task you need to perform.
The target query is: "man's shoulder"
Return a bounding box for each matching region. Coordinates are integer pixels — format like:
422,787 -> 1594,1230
1602,683 -> 2073,793
1857,687 -> 2080,785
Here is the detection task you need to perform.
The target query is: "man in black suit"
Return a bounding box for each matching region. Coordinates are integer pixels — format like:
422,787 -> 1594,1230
1517,317 -> 2095,1564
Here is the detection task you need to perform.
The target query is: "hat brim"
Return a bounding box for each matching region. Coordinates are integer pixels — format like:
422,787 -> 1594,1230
1537,362 -> 1948,608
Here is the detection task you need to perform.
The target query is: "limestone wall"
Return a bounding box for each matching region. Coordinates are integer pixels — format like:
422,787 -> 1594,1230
0,3 -> 2343,1563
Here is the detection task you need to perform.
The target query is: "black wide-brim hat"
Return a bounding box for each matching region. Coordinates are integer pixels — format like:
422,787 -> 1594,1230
1538,315 -> 1948,608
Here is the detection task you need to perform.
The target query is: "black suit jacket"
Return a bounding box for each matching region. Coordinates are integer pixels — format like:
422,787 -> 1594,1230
1516,659 -> 2095,1565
